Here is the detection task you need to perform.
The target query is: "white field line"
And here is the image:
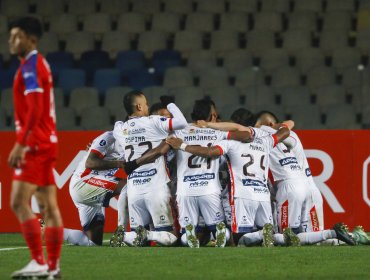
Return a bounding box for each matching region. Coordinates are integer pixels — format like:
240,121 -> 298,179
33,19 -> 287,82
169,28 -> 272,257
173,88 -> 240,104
0,239 -> 110,252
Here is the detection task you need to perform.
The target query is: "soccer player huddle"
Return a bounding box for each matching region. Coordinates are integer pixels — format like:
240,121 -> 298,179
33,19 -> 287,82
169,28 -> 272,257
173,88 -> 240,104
7,15 -> 369,280
65,90 -> 369,249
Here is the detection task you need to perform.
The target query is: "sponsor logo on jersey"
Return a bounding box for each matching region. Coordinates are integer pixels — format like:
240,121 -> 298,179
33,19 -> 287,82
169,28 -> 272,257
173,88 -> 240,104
129,128 -> 146,134
23,71 -> 35,79
281,200 -> 289,230
130,122 -> 135,127
279,157 -> 298,166
310,206 -> 320,232
253,138 -> 263,145
99,139 -> 107,146
123,129 -> 128,136
242,178 -> 265,187
189,181 -> 209,188
132,178 -> 151,185
183,173 -> 215,182
305,168 -> 312,177
129,168 -> 157,179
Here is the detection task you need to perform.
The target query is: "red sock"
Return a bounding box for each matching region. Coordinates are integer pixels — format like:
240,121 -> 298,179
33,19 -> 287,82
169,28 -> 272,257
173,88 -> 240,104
45,227 -> 63,271
20,218 -> 45,265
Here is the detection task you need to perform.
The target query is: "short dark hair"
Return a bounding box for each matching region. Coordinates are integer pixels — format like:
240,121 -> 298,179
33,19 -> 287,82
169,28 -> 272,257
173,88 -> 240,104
123,90 -> 144,115
10,17 -> 43,39
150,102 -> 166,115
191,99 -> 213,121
159,95 -> 175,107
230,108 -> 255,127
255,110 -> 279,124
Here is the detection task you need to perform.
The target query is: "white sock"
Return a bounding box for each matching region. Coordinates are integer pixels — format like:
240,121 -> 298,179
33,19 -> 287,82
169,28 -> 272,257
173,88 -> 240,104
297,230 -> 335,245
181,234 -> 188,246
273,233 -> 286,246
147,231 -> 178,246
241,231 -> 263,246
123,231 -> 137,246
225,228 -> 231,242
117,188 -> 128,227
63,228 -> 96,246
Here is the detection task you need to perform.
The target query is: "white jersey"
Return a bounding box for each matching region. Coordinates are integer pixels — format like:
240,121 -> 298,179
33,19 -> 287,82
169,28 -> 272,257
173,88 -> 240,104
258,126 -> 302,181
113,115 -> 173,195
73,131 -> 125,180
288,130 -> 316,185
174,125 -> 228,196
217,135 -> 275,202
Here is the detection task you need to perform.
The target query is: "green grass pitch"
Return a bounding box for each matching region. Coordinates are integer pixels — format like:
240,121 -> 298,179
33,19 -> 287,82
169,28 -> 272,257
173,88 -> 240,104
0,233 -> 369,279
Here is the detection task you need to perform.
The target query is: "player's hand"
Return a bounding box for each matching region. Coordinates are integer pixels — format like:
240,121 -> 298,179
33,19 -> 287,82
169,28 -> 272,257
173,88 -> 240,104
166,137 -> 183,150
8,143 -> 26,168
196,120 -> 208,128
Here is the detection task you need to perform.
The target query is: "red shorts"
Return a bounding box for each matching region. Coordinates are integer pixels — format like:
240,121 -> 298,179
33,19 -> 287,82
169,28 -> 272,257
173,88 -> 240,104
13,144 -> 58,187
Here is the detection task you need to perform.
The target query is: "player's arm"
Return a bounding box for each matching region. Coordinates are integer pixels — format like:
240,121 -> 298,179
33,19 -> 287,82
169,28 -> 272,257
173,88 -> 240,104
166,137 -> 222,158
135,141 -> 170,165
272,126 -> 291,145
197,120 -> 251,132
85,151 -> 124,170
123,141 -> 171,174
228,130 -> 253,143
167,103 -> 188,130
272,120 -> 295,130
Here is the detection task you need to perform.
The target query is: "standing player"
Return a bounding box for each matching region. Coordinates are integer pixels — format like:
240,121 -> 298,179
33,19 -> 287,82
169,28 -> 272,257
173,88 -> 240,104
7,17 -> 63,279
113,90 -> 188,246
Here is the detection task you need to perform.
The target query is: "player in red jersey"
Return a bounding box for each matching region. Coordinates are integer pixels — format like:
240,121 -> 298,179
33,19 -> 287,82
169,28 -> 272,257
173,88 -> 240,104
7,17 -> 63,279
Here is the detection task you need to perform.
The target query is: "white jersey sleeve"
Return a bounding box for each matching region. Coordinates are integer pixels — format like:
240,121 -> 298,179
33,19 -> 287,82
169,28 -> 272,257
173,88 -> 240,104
151,115 -> 174,136
251,126 -> 270,138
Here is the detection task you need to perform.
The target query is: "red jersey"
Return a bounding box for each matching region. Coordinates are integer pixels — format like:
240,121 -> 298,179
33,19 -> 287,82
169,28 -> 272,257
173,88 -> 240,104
13,50 -> 57,148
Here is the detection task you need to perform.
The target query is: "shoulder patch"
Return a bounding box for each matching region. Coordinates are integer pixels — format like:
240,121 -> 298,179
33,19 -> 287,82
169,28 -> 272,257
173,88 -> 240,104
99,140 -> 107,146
160,117 -> 167,121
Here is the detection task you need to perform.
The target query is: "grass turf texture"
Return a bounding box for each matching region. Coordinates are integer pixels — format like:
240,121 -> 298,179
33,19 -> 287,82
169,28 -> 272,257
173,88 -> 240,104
1,234 -> 369,279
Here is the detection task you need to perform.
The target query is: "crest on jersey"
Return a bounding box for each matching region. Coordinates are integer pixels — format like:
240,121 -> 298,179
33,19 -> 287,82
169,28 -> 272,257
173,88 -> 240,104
123,129 -> 128,135
189,128 -> 195,134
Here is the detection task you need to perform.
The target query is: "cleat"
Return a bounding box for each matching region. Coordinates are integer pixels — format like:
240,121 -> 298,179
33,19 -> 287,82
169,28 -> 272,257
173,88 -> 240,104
133,226 -> 148,247
215,222 -> 227,248
351,225 -> 370,245
11,260 -> 49,279
333,223 -> 356,246
283,228 -> 300,247
47,269 -> 62,279
185,224 -> 199,248
262,223 -> 274,248
110,225 -> 127,247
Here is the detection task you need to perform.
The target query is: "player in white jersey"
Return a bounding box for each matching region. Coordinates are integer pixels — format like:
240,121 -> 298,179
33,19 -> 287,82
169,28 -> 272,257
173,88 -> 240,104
65,131 -> 127,246
254,111 -> 355,246
65,131 -> 171,247
168,121 -> 291,246
113,90 -> 188,247
173,99 -> 231,247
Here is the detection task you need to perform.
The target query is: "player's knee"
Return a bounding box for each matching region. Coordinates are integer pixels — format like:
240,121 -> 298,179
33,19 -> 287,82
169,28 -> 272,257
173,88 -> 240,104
10,196 -> 25,214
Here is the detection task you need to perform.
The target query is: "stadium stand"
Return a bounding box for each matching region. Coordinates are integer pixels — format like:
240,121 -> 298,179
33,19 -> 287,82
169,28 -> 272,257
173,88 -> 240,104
0,0 -> 368,130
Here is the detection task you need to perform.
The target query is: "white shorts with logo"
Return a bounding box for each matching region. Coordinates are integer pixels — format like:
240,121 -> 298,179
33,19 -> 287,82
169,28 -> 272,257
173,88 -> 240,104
302,181 -> 324,232
232,198 -> 272,233
276,178 -> 309,233
69,174 -> 121,230
128,184 -> 174,231
177,193 -> 225,230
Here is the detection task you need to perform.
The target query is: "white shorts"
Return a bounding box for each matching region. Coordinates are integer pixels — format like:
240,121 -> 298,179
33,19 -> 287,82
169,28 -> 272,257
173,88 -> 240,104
128,184 -> 174,231
302,181 -> 324,232
232,198 -> 272,233
276,178 -> 309,233
69,174 -> 120,230
177,193 -> 225,231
